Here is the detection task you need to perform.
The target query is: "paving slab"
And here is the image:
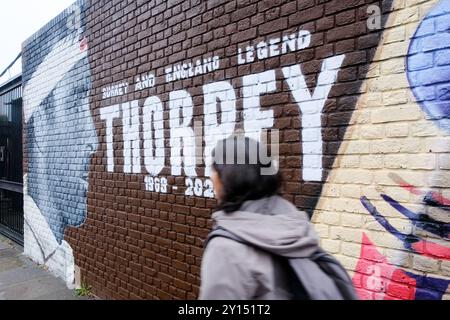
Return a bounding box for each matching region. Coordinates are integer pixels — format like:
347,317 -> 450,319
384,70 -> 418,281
0,234 -> 90,300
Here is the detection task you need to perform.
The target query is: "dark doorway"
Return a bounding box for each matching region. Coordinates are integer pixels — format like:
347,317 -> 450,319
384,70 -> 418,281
0,75 -> 23,245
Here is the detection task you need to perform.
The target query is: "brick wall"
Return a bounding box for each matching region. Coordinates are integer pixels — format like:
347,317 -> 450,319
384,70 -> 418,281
22,0 -> 450,300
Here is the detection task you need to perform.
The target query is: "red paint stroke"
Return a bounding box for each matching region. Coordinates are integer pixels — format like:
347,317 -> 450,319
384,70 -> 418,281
80,37 -> 88,52
411,240 -> 450,261
353,233 -> 417,300
388,172 -> 450,206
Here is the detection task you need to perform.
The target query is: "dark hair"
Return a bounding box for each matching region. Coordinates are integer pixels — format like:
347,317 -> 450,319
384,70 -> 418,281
211,135 -> 282,213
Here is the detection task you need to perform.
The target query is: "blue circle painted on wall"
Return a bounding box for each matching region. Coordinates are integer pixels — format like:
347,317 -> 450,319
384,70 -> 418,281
407,0 -> 450,128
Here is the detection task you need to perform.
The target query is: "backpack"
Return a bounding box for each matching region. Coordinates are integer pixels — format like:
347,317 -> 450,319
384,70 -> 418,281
204,226 -> 358,300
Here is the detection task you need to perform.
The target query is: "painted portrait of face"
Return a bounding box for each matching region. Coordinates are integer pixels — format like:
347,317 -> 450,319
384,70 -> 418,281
23,1 -> 97,245
313,0 -> 450,300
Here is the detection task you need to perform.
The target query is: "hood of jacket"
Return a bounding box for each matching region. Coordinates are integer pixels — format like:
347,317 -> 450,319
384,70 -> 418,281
211,195 -> 320,258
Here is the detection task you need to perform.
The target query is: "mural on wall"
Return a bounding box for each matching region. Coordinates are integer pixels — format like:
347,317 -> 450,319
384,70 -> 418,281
21,0 -> 449,299
22,0 -> 97,286
353,0 -> 450,300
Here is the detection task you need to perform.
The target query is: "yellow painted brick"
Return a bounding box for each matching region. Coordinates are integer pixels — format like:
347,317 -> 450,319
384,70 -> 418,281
384,154 -> 408,169
380,57 -> 406,74
337,155 -> 360,168
365,92 -> 383,107
392,6 -> 420,26
383,26 -> 406,44
382,89 -> 408,106
341,242 -> 362,258
419,1 -> 439,17
391,0 -> 406,10
340,185 -> 361,198
321,184 -> 340,197
342,141 -> 370,154
330,226 -> 362,242
371,74 -> 409,91
379,42 -> 408,61
385,123 -> 409,137
356,110 -> 372,125
405,0 -> 436,7
342,125 -> 359,140
360,155 -> 384,169
371,105 -> 422,123
408,154 -> 436,170
341,213 -> 364,228
359,125 -> 384,140
366,63 -> 380,79
321,239 -> 340,254
411,122 -> 439,137
372,138 -> 429,154
334,169 -> 373,184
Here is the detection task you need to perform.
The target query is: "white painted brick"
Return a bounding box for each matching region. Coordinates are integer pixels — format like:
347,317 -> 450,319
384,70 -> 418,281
382,89 -> 408,106
321,239 -> 340,254
384,248 -> 411,268
371,106 -> 422,123
360,155 -> 384,169
441,260 -> 450,277
359,125 -> 384,140
329,226 -> 362,242
361,185 -> 384,200
408,154 -> 436,170
378,57 -> 404,75
317,211 -> 341,225
340,185 -> 361,198
371,74 -> 409,91
341,242 -> 363,258
392,7 -> 420,26
411,122 -> 440,137
365,92 -> 383,107
341,213 -> 364,228
438,154 -> 450,169
384,154 -> 409,169
412,255 -> 440,273
383,186 -> 411,202
385,123 -> 409,137
338,155 -> 360,168
343,141 -> 371,154
313,224 -> 329,238
333,254 -> 359,271
383,26 -> 406,44
379,42 -> 408,60
334,169 -> 373,184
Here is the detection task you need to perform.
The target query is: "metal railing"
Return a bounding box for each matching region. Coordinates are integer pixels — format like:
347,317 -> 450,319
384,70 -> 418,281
0,182 -> 23,245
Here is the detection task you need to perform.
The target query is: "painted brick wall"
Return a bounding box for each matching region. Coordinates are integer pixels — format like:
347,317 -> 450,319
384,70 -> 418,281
22,0 -> 449,300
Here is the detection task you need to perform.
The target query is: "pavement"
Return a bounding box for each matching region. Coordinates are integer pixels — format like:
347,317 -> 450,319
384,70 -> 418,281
0,234 -> 88,300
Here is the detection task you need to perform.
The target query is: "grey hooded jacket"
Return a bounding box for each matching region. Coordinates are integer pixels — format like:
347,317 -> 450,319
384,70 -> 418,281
198,195 -> 321,300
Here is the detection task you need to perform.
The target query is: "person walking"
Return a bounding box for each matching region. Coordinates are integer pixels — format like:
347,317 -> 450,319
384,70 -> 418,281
199,134 -> 323,299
